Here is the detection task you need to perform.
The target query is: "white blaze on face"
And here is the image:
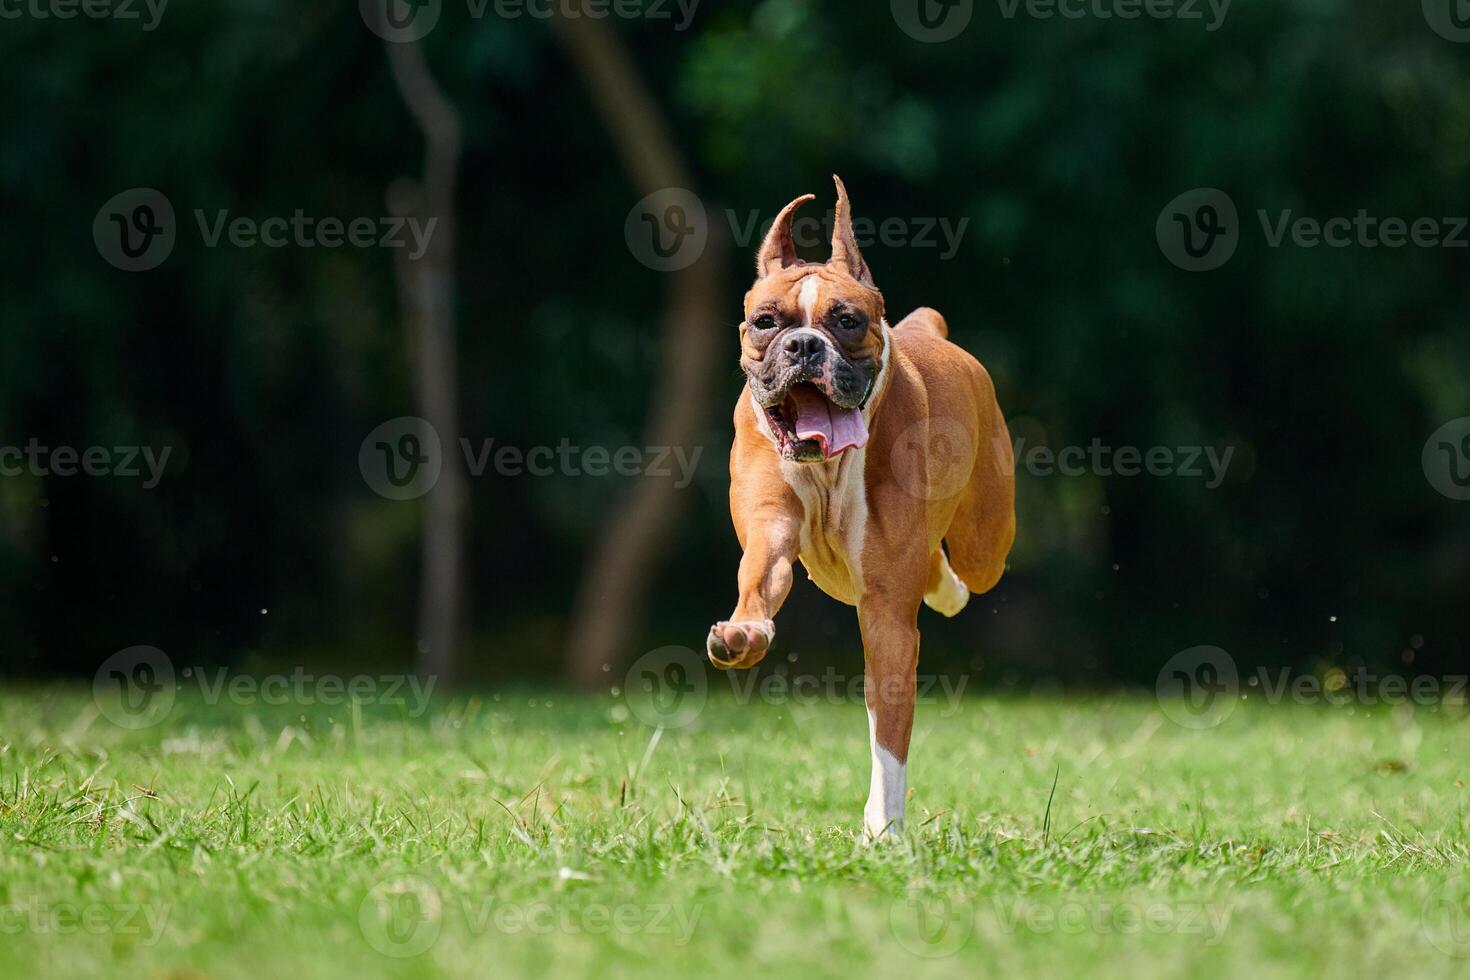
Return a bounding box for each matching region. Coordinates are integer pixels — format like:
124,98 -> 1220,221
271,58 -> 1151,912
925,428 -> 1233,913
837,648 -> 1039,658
865,707 -> 907,839
798,274 -> 821,328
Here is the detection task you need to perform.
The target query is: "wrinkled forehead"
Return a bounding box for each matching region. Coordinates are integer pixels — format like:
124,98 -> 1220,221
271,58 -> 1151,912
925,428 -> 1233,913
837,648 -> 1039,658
744,266 -> 883,320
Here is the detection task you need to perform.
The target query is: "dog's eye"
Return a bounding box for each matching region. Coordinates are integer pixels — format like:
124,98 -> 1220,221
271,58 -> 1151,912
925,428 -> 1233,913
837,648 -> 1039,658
837,313 -> 861,330
751,315 -> 777,331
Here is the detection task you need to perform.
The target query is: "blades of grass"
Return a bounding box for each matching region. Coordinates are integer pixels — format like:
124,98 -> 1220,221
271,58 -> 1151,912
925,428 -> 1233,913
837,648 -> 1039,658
1042,764 -> 1060,847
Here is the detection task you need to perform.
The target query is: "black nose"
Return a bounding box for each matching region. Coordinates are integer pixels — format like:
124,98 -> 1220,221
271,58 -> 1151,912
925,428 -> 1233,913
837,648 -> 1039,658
783,333 -> 825,362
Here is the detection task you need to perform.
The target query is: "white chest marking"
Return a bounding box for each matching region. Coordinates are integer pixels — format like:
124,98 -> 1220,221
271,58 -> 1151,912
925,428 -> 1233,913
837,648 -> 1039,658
781,448 -> 869,603
749,320 -> 893,605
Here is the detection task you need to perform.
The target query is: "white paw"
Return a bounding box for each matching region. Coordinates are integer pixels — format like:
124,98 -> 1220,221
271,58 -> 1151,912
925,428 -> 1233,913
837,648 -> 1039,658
923,559 -> 970,617
706,619 -> 774,669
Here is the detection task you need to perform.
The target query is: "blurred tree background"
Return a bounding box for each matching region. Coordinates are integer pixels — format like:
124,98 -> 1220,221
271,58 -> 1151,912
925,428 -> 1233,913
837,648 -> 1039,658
1,0 -> 1466,687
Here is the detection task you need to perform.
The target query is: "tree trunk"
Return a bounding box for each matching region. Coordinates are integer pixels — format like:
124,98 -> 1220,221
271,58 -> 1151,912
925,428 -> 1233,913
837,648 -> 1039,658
385,37 -> 467,684
554,7 -> 727,690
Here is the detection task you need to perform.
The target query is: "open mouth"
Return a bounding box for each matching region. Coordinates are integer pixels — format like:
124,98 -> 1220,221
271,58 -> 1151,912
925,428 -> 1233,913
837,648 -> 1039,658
764,382 -> 870,461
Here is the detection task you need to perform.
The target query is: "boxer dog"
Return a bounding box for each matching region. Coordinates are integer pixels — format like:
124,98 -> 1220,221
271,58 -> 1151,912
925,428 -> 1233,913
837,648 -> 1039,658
707,176 -> 1016,839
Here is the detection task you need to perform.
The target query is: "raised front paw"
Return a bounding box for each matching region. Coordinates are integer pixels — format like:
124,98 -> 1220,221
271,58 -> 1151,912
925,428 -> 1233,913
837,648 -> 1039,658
706,619 -> 774,669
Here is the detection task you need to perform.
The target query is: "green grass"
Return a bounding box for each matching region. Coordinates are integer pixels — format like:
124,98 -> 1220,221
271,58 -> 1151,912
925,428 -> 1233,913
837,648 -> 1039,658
3,683 -> 1470,978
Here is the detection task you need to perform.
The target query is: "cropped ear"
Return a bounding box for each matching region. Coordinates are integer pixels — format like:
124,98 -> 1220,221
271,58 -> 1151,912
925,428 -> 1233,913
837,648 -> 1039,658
828,174 -> 873,286
756,193 -> 816,278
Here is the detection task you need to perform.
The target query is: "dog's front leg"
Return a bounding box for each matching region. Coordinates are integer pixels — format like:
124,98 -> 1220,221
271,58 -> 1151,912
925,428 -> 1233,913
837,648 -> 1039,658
858,591 -> 921,839
707,500 -> 800,671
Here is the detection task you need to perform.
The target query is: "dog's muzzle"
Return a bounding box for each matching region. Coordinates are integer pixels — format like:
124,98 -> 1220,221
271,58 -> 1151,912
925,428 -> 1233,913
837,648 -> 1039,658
748,331 -> 875,461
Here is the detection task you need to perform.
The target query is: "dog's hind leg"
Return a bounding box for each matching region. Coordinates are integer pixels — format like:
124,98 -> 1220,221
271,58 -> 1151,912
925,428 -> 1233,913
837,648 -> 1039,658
943,403 -> 1016,596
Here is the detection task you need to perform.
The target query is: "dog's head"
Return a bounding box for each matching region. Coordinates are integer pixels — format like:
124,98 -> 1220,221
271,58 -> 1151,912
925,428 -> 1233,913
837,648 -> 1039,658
741,176 -> 887,463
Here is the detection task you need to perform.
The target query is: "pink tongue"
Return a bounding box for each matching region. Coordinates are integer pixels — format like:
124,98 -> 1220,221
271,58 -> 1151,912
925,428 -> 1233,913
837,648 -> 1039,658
789,386 -> 869,458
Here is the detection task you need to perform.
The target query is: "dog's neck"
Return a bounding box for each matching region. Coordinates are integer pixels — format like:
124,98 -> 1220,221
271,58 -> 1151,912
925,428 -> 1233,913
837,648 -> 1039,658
860,317 -> 895,429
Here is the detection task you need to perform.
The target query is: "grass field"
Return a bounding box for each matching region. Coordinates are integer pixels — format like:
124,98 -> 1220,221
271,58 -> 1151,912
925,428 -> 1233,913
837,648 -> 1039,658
3,678 -> 1470,978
